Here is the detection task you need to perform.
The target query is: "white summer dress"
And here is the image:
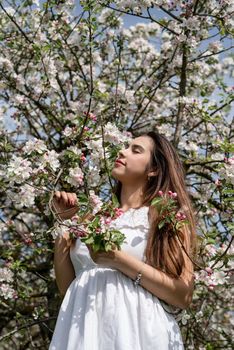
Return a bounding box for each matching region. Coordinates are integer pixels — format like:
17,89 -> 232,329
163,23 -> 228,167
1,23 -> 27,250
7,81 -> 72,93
49,206 -> 184,350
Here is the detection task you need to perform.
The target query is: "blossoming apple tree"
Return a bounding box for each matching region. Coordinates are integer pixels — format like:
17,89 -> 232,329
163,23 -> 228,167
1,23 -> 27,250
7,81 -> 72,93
0,0 -> 233,348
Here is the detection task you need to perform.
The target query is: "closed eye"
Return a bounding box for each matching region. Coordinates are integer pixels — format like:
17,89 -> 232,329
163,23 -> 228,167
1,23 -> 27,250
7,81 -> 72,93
132,145 -> 143,153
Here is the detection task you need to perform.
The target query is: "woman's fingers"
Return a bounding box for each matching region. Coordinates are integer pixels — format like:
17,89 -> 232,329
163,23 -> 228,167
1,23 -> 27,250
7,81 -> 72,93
71,193 -> 78,205
52,191 -> 78,220
54,191 -> 61,200
67,192 -> 78,206
60,191 -> 69,205
53,191 -> 78,207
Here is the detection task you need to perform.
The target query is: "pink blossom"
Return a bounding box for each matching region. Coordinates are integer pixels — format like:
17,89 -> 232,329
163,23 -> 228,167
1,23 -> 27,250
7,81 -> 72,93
88,112 -> 97,121
168,191 -> 177,199
175,212 -> 186,221
80,153 -> 86,162
69,226 -> 87,238
215,179 -> 222,187
224,157 -> 234,164
24,238 -> 33,245
158,190 -> 164,197
104,217 -> 112,225
71,215 -> 79,222
226,157 -> 234,165
114,208 -> 124,218
205,267 -> 213,275
89,191 -> 103,214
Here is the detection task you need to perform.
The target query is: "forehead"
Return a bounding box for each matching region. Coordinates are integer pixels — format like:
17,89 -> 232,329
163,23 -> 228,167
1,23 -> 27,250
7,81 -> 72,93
131,136 -> 154,151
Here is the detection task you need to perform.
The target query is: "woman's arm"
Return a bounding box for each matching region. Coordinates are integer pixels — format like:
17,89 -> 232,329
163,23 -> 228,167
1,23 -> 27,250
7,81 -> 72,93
89,246 -> 194,309
114,250 -> 194,309
52,191 -> 78,296
54,233 -> 76,296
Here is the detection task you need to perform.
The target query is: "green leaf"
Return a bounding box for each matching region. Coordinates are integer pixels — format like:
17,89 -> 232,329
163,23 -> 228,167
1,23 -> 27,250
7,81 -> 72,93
93,243 -> 101,253
151,198 -> 162,206
81,236 -> 94,245
78,193 -> 88,205
104,243 -> 112,251
223,197 -> 234,202
112,193 -> 119,208
158,219 -> 166,230
222,189 -> 234,195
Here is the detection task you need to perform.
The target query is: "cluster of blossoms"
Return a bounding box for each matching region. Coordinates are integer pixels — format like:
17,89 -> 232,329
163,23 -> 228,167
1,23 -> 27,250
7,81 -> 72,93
195,267 -> 230,290
89,190 -> 103,214
2,121 -> 131,212
219,157 -> 234,185
153,191 -> 187,230
51,193 -> 125,253
193,240 -> 233,291
0,267 -> 17,300
61,119 -> 132,188
66,166 -> 84,187
6,156 -> 32,184
112,0 -> 234,18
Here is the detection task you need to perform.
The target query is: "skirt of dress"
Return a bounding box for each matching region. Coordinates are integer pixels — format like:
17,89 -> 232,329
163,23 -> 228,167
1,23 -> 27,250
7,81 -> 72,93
49,267 -> 184,350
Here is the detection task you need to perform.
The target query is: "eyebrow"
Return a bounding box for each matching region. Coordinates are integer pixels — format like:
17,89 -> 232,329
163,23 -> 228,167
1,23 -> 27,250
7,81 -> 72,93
131,144 -> 145,152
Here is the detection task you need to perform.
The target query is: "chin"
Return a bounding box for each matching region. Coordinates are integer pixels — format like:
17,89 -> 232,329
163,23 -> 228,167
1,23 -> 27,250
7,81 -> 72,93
111,168 -> 124,181
111,169 -> 119,180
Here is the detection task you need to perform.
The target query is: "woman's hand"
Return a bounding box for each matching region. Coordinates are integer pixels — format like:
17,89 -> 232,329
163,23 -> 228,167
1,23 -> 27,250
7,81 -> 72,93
87,245 -> 120,269
52,191 -> 78,220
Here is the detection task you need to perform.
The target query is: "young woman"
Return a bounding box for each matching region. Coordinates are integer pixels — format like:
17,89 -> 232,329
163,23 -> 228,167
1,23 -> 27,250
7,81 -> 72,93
49,131 -> 196,350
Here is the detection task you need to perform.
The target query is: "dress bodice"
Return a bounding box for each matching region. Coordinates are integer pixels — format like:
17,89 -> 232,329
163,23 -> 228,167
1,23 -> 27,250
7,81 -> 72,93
70,206 -> 150,275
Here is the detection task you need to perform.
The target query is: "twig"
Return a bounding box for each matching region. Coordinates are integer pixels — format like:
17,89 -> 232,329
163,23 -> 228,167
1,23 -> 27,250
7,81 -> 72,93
98,2 -> 178,35
100,123 -> 114,191
0,3 -> 33,44
77,7 -> 94,140
0,317 -> 56,341
210,237 -> 233,269
173,43 -> 187,147
182,98 -> 234,137
48,168 -> 64,222
175,231 -> 204,271
159,6 -> 183,23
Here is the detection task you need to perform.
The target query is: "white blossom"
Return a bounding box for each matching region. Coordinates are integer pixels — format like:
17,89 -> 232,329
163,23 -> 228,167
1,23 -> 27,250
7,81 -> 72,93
104,122 -> 131,145
219,159 -> 234,185
89,190 -> 103,214
0,267 -> 14,283
63,126 -> 74,137
50,221 -> 70,239
23,139 -> 47,155
7,156 -> 32,184
0,283 -> 16,299
15,184 -> 36,208
42,150 -> 60,171
209,41 -> 223,53
87,165 -> 101,187
67,166 -> 84,187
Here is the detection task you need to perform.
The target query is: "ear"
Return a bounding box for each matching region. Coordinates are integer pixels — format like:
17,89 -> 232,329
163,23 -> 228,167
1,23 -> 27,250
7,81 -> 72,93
148,170 -> 157,178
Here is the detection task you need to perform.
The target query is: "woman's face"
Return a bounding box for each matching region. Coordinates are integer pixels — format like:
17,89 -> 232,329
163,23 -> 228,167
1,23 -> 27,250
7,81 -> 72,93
111,135 -> 154,185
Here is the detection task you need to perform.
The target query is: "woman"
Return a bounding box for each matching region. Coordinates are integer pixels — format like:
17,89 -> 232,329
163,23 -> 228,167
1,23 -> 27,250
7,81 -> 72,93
49,131 -> 196,350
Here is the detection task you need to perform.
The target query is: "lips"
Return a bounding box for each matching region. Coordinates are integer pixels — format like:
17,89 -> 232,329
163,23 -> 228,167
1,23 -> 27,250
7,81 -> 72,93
115,159 -> 125,166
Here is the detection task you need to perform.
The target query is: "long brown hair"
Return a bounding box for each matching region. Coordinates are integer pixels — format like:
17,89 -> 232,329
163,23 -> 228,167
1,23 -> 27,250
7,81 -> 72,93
114,131 -> 197,278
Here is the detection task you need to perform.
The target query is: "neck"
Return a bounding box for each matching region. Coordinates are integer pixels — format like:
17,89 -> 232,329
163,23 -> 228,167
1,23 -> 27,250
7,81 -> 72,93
119,183 -> 144,212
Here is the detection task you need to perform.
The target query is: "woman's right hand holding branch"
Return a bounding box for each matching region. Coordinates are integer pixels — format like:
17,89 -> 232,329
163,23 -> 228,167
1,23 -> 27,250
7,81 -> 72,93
52,191 -> 78,220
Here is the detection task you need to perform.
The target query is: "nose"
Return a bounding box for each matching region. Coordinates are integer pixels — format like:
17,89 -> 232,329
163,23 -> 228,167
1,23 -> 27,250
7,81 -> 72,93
118,148 -> 126,158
